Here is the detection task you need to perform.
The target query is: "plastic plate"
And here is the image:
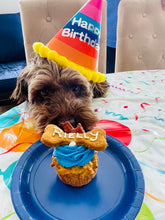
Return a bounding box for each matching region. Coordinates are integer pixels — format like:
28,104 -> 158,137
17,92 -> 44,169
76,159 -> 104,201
11,135 -> 144,220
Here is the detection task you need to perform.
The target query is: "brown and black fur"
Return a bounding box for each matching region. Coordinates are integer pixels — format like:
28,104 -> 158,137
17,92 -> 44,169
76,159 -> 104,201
11,55 -> 109,132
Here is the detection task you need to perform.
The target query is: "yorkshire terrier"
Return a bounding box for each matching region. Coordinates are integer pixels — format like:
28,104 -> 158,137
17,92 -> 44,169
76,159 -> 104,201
11,55 -> 109,132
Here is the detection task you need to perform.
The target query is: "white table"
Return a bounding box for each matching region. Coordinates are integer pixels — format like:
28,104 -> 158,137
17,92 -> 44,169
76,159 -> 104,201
0,69 -> 165,219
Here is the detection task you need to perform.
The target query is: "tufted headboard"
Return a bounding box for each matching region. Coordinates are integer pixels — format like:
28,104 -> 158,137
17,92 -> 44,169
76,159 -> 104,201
115,0 -> 165,72
19,0 -> 107,74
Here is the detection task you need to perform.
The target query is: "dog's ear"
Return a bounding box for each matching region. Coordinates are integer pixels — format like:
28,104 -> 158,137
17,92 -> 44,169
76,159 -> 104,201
92,80 -> 110,98
11,68 -> 29,103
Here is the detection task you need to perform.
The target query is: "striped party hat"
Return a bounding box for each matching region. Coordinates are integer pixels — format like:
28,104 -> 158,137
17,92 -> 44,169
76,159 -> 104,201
33,0 -> 105,83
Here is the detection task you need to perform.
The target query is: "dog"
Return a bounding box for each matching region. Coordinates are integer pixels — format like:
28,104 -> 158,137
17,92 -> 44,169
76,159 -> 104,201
11,55 -> 109,133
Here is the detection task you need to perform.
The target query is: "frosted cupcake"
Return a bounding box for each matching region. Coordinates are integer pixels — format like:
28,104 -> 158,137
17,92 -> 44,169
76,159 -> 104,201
41,123 -> 107,187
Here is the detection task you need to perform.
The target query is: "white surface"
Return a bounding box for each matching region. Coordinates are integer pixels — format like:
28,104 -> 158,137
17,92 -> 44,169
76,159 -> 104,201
0,70 -> 165,219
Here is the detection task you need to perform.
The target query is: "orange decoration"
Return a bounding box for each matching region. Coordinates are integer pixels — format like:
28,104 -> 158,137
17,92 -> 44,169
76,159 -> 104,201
0,118 -> 41,153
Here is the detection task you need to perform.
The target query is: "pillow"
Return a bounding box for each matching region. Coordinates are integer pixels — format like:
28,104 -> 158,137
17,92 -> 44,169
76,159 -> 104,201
0,13 -> 25,63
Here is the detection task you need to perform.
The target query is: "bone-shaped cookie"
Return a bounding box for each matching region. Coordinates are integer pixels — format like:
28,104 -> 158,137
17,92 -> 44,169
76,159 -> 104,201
41,124 -> 108,151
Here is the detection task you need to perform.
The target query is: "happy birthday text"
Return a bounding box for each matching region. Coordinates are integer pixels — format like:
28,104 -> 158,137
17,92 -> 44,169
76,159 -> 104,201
62,16 -> 100,50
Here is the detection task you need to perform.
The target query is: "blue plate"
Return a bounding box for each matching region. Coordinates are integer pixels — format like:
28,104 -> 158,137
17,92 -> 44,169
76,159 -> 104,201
11,135 -> 144,220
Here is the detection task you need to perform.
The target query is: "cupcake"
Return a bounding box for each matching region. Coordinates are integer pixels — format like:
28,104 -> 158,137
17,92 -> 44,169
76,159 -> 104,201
41,122 -> 107,187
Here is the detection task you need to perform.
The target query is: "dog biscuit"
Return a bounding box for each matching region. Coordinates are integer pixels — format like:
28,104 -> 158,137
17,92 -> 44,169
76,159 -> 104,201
41,124 -> 107,151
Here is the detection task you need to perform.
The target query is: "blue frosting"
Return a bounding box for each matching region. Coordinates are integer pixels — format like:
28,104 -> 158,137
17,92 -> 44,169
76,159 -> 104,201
53,144 -> 95,168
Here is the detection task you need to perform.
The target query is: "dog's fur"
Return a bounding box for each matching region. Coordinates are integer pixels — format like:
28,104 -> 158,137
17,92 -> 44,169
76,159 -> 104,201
11,55 -> 109,132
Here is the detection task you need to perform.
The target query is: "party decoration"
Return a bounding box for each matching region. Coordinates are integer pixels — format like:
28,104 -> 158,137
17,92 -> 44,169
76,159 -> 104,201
33,0 -> 106,83
94,120 -> 132,146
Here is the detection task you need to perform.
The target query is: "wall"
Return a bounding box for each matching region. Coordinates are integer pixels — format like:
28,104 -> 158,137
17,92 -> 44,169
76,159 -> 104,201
0,0 -> 19,13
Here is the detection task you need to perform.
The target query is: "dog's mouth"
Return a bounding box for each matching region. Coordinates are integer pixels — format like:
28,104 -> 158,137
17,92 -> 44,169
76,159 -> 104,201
50,117 -> 78,131
49,106 -> 99,132
59,119 -> 77,131
50,117 -> 96,132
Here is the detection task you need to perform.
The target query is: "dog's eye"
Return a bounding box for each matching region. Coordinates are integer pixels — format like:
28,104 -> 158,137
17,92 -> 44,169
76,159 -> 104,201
72,85 -> 81,94
40,88 -> 49,97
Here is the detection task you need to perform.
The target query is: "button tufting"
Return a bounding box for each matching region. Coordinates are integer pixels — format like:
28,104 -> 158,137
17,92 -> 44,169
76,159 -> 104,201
142,12 -> 147,17
46,16 -> 52,22
128,33 -> 133,39
138,55 -> 143,59
152,33 -> 157,39
162,54 -> 165,59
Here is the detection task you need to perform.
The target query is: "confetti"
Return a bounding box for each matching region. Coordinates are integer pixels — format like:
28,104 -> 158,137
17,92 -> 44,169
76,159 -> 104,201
140,102 -> 150,110
135,113 -> 138,120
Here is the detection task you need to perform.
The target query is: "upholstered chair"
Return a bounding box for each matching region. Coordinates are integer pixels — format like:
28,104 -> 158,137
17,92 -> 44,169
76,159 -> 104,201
115,0 -> 165,72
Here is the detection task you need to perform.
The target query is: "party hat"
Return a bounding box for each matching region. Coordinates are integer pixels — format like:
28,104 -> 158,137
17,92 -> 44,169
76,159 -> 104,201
33,0 -> 105,83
